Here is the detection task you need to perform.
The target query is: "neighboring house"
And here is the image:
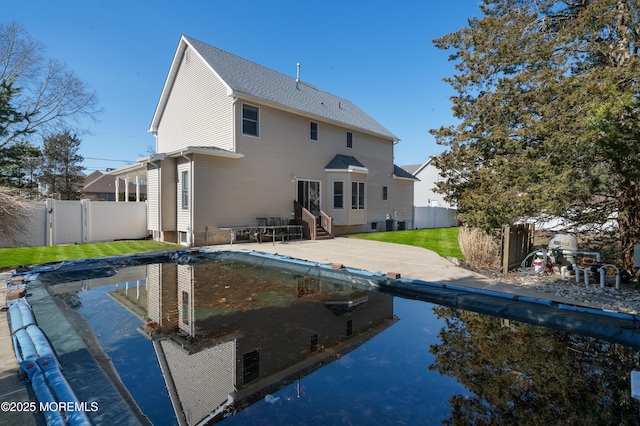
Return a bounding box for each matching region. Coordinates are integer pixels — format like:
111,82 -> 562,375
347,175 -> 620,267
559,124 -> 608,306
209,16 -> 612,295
111,35 -> 416,246
38,171 -> 86,200
403,157 -> 454,209
403,157 -> 458,229
83,170 -> 147,201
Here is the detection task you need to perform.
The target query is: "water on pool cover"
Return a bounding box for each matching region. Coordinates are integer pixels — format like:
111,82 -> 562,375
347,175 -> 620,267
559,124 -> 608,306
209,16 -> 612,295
54,259 -> 640,425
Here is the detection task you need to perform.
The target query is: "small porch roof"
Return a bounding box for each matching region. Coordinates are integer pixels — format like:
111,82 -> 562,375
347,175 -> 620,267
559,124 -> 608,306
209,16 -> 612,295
324,154 -> 369,174
106,146 -> 244,179
106,161 -> 148,179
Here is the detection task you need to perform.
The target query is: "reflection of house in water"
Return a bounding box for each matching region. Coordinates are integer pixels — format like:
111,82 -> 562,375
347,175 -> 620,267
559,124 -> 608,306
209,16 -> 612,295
129,260 -> 397,425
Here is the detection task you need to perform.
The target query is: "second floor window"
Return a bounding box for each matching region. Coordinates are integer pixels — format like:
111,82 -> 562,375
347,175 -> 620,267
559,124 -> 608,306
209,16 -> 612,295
242,104 -> 259,137
310,121 -> 318,141
346,131 -> 353,148
382,186 -> 388,200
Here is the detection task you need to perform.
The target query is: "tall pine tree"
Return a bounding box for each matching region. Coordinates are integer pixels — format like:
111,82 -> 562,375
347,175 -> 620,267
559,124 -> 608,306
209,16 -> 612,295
432,0 -> 640,270
41,131 -> 84,200
0,78 -> 31,142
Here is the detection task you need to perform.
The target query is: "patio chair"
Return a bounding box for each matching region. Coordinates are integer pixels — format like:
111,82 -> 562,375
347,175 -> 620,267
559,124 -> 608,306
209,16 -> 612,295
250,217 -> 269,243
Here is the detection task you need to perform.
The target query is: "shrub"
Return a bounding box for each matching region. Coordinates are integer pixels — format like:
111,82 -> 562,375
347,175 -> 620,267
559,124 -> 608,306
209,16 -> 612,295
458,226 -> 500,269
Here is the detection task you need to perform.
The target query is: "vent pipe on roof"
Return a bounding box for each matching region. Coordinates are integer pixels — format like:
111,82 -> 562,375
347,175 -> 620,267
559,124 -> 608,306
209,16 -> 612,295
296,63 -> 300,82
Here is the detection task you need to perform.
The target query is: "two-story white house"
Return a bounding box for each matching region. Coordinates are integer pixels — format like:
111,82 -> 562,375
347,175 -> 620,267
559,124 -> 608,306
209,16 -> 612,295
402,157 -> 454,209
111,35 -> 416,246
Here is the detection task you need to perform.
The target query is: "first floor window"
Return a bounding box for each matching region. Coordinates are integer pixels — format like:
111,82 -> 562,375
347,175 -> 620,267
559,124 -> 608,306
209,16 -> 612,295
351,181 -> 365,210
242,104 -> 259,136
333,181 -> 344,209
181,170 -> 189,210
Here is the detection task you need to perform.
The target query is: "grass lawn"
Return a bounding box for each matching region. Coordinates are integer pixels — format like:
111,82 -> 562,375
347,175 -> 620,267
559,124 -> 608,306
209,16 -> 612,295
345,227 -> 464,259
0,240 -> 179,269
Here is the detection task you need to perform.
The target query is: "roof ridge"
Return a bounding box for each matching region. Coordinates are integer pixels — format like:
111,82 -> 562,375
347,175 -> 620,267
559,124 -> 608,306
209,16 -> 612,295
156,35 -> 397,141
184,35 -> 326,93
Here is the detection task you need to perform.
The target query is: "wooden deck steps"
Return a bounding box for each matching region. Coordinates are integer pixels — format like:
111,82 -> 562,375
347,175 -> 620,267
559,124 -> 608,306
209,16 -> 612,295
315,225 -> 332,240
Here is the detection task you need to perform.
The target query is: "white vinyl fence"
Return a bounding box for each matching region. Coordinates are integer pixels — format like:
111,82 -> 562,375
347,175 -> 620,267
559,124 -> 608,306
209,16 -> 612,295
414,206 -> 459,229
1,199 -> 148,248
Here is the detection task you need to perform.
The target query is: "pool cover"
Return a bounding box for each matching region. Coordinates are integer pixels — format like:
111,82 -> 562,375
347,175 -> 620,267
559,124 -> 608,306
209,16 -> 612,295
9,248 -> 640,425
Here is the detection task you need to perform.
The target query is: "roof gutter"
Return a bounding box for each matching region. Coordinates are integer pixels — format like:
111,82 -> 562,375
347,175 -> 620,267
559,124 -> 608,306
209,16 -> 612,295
325,166 -> 369,174
165,146 -> 243,159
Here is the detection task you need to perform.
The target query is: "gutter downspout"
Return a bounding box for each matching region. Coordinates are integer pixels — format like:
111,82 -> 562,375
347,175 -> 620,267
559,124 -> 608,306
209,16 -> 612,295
232,97 -> 238,152
180,151 -> 194,247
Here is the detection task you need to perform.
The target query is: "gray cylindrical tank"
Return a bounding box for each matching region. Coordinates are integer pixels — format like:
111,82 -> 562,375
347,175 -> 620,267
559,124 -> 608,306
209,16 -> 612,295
548,233 -> 578,265
548,233 -> 578,252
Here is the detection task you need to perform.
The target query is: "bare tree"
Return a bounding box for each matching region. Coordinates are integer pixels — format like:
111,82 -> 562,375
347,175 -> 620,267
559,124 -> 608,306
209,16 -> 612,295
0,186 -> 34,246
0,21 -> 101,148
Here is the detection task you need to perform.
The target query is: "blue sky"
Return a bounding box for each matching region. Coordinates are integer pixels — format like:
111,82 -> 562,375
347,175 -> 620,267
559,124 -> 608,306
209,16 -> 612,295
5,1 -> 481,172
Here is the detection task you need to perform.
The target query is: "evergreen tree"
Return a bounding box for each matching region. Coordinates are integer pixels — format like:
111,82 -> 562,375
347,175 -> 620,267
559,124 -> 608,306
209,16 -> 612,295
0,140 -> 41,190
41,131 -> 84,200
432,0 -> 640,270
0,78 -> 32,142
429,307 -> 640,424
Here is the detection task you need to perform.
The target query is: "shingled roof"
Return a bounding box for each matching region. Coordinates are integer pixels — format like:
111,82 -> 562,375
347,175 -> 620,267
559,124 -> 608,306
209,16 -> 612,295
393,165 -> 419,180
150,35 -> 397,141
324,154 -> 367,170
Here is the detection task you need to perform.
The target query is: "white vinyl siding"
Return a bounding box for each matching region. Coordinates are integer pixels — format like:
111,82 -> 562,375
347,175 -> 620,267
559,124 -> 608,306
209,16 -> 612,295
147,165 -> 159,231
177,265 -> 193,334
156,49 -> 234,153
160,338 -> 235,425
160,157 -> 177,231
146,264 -> 161,323
182,102 -> 408,234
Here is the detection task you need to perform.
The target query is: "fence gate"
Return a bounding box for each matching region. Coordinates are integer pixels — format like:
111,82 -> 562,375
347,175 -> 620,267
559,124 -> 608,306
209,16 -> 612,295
47,199 -> 86,245
501,223 -> 534,274
44,199 -> 147,246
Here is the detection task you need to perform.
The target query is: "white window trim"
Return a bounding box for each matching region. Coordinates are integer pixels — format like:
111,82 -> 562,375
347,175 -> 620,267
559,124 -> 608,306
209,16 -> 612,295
351,181 -> 365,210
333,180 -> 345,210
242,103 -> 260,137
309,121 -> 319,141
181,170 -> 189,210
